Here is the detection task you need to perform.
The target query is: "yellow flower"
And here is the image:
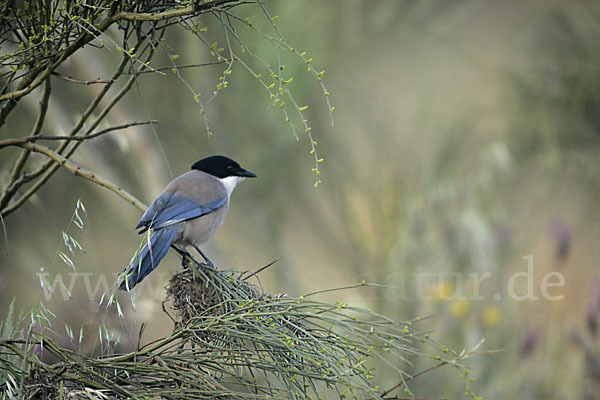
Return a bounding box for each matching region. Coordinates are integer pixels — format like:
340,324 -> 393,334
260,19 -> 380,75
451,298 -> 470,318
482,306 -> 501,326
431,281 -> 454,301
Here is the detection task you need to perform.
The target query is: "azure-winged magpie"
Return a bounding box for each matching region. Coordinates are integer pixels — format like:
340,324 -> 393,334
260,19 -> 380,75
119,155 -> 256,290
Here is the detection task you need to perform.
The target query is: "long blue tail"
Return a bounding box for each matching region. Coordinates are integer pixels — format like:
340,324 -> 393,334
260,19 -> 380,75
119,226 -> 178,290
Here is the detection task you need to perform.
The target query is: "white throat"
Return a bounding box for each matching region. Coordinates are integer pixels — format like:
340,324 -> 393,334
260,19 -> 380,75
220,176 -> 244,197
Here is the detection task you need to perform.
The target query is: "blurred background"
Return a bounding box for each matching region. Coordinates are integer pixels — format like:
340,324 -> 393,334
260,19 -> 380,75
2,0 -> 600,398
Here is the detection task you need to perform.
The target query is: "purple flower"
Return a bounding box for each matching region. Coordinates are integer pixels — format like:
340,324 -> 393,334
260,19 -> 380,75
549,220 -> 572,263
586,280 -> 600,335
521,325 -> 540,357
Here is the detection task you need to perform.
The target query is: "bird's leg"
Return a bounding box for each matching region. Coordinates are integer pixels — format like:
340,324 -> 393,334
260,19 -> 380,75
193,245 -> 214,267
171,245 -> 194,268
171,245 -> 204,282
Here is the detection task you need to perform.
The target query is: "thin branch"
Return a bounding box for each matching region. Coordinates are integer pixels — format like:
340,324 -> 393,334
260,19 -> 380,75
0,52 -> 133,213
61,45 -> 136,149
6,143 -> 147,214
242,256 -> 283,281
381,397 -> 450,400
379,349 -> 502,398
0,65 -> 46,127
0,77 -> 51,210
0,88 -> 140,216
0,120 -> 157,149
2,33 -> 146,213
0,53 -> 61,101
123,61 -> 227,75
51,71 -> 114,85
7,46 -> 160,212
111,0 -> 239,22
59,34 -> 157,162
0,70 -> 17,95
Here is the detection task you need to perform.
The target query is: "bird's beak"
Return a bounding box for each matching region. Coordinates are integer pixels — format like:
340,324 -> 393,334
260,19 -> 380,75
237,168 -> 258,178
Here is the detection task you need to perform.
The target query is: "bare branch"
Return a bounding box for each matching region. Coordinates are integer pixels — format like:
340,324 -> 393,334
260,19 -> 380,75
0,70 -> 17,95
112,6 -> 198,22
51,71 -> 114,85
111,0 -> 240,22
0,77 -> 51,210
379,349 -> 502,398
0,120 -> 157,149
0,57 -> 58,101
0,42 -> 156,218
242,256 -> 283,281
1,143 -> 147,218
123,61 -> 227,75
60,50 -> 134,151
0,67 -> 46,127
0,50 -> 133,213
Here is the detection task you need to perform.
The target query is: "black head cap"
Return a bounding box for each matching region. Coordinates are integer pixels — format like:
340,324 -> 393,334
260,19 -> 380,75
191,155 -> 257,179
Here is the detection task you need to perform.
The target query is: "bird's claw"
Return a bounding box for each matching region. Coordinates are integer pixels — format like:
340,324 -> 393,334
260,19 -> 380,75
193,245 -> 214,268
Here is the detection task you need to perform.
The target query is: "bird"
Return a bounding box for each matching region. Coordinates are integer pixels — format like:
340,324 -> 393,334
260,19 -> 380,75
119,155 -> 257,290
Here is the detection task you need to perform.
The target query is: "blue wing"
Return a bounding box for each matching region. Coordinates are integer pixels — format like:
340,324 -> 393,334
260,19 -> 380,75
136,193 -> 226,232
119,193 -> 226,290
119,226 -> 178,290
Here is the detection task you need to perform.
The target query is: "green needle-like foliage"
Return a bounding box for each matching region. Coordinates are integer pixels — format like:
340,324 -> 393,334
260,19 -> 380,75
0,258 -> 470,399
164,261 -> 430,398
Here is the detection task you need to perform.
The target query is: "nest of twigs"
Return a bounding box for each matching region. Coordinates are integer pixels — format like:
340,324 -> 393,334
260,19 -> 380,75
166,265 -> 228,328
164,258 -> 272,328
163,258 -> 307,352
